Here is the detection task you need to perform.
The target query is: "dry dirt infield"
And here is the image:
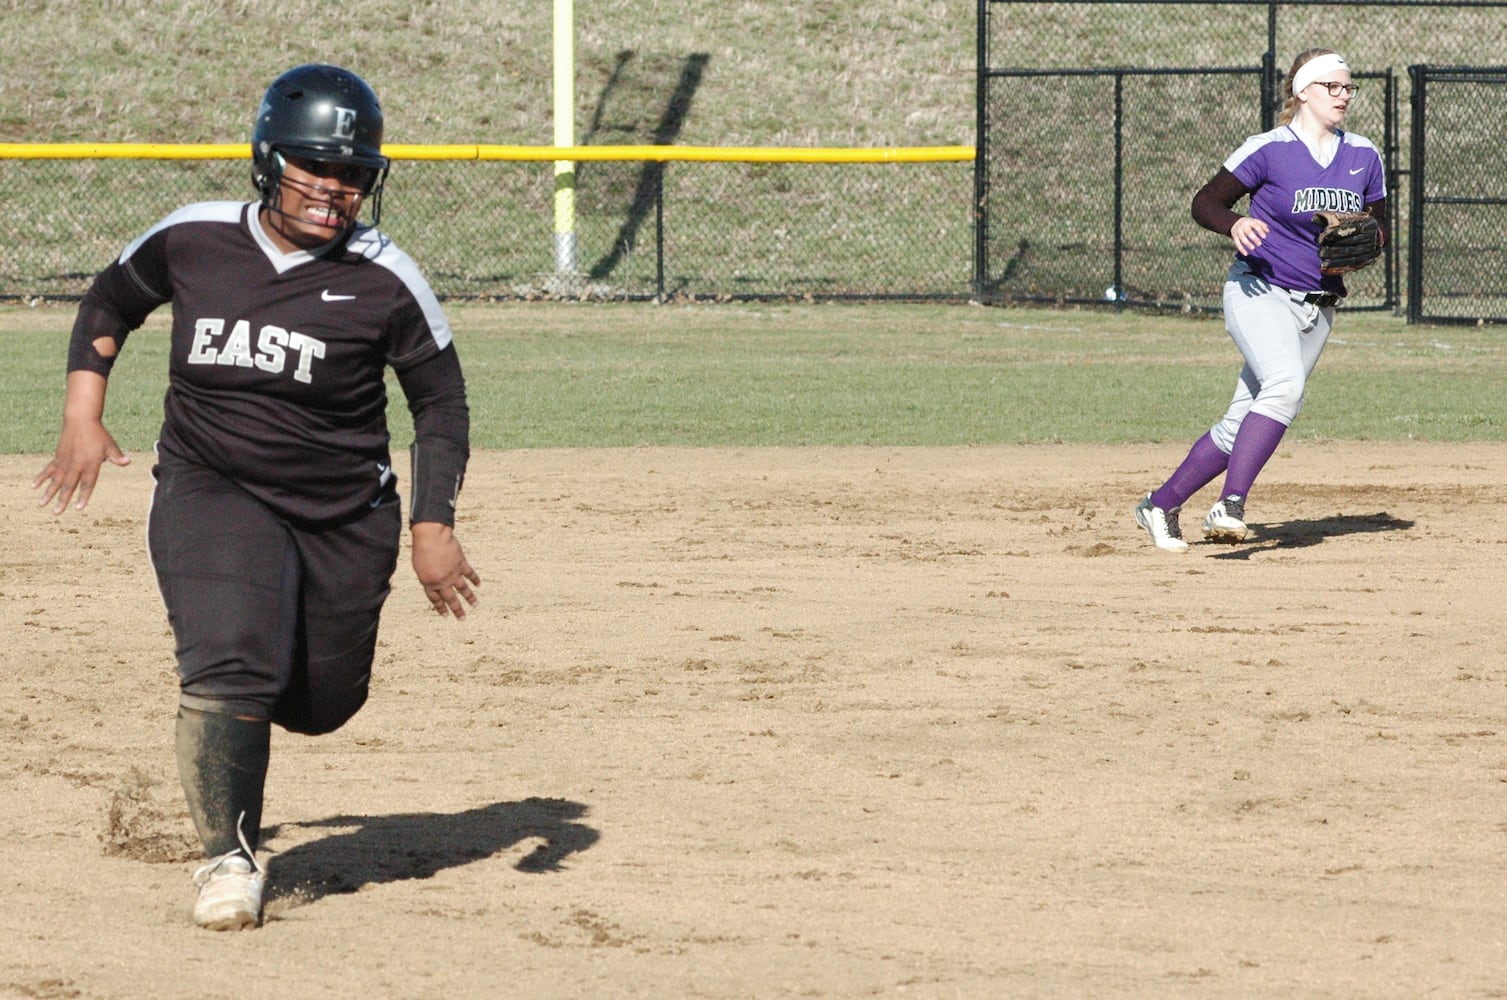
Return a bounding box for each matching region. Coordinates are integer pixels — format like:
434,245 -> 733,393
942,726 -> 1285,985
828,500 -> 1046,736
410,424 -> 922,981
2,443 -> 1504,999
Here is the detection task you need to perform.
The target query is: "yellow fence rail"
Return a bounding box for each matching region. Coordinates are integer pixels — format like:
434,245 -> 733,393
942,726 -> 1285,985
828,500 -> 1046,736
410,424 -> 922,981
0,143 -> 975,164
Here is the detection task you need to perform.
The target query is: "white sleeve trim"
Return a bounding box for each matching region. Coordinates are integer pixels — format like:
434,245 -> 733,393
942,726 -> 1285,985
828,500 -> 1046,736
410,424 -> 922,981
1222,128 -> 1292,174
347,227 -> 454,351
119,201 -> 249,264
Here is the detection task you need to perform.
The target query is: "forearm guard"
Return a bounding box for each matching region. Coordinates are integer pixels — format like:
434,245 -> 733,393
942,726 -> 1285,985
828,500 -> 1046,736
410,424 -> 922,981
409,436 -> 468,526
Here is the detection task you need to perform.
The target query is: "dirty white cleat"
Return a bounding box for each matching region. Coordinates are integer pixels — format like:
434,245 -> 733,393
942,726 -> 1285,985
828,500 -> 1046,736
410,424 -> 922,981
1203,494 -> 1249,543
192,851 -> 265,930
1134,493 -> 1189,553
192,816 -> 265,931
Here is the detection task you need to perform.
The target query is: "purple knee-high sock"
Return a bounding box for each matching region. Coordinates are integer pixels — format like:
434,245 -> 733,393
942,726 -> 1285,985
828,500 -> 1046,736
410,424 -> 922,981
1150,433 -> 1229,510
1221,412 -> 1288,501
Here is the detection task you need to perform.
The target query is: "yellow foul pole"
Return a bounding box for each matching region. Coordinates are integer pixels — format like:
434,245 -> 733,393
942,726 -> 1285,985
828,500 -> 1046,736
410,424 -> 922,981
553,0 -> 578,276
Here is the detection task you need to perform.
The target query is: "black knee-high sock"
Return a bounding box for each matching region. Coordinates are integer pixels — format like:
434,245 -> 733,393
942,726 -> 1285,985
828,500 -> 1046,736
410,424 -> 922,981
176,706 -> 271,859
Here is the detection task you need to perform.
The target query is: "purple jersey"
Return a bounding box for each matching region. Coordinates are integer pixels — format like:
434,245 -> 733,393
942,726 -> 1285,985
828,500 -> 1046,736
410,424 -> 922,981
1224,126 -> 1386,294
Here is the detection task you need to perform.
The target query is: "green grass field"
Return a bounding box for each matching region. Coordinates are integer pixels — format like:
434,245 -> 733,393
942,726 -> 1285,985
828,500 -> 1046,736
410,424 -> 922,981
5,301 -> 1501,456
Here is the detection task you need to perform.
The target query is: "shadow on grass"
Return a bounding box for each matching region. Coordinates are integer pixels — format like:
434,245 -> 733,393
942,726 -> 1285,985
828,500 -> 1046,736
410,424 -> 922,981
1205,511 -> 1415,559
260,797 -> 598,907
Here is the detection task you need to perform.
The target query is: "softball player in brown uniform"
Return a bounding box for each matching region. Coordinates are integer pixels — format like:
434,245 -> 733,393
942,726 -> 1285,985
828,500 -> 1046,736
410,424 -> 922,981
1135,48 -> 1386,552
33,64 -> 480,929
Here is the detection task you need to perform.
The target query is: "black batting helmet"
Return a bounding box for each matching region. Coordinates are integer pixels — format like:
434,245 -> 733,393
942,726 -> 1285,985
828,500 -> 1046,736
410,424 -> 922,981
251,64 -> 390,223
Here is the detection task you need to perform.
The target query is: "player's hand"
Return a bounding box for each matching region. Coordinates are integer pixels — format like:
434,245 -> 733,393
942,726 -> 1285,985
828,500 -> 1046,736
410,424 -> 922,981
33,417 -> 130,514
1230,216 -> 1269,255
411,521 -> 480,620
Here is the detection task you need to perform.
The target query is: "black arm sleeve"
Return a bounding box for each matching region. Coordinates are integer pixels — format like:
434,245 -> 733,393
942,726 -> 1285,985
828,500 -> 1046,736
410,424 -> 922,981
395,346 -> 470,525
1365,198 -> 1389,245
1191,168 -> 1251,237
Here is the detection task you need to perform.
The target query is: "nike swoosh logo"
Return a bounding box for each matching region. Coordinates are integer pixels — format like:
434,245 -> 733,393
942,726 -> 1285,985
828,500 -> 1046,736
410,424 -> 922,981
372,462 -> 394,505
321,290 -> 356,302
1349,167 -> 1364,175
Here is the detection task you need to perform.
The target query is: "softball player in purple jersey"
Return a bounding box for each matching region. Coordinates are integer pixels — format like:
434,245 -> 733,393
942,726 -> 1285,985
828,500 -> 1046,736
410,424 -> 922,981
33,65 -> 480,929
1135,48 -> 1386,552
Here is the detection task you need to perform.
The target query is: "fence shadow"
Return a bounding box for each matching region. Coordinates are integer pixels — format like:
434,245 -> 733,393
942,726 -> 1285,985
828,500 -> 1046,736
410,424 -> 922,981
1206,511 -> 1414,560
260,797 -> 598,906
581,51 -> 711,280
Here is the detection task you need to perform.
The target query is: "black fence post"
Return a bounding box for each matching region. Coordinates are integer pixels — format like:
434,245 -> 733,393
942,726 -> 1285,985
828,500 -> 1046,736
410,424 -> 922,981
1264,5 -> 1277,131
974,0 -> 991,302
1112,71 -> 1124,311
655,165 -> 666,302
1384,67 -> 1399,314
1407,65 -> 1425,324
1261,48 -> 1276,131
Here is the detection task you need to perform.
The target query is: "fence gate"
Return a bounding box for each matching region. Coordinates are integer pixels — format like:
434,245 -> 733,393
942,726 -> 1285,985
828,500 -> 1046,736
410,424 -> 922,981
976,64 -> 1263,313
1407,66 -> 1507,325
976,0 -> 1507,322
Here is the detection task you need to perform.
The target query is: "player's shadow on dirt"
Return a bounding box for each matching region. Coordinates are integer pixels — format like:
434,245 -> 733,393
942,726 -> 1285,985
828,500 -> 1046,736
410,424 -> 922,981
259,797 -> 598,906
1206,511 -> 1414,560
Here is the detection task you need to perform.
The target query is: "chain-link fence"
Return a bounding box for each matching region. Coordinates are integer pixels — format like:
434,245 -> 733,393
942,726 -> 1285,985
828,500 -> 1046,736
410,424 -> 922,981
978,0 -> 1507,321
0,152 -> 974,303
1407,66 -> 1507,325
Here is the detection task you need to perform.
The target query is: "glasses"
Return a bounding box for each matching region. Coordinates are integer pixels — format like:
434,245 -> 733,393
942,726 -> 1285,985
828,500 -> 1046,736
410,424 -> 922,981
1311,81 -> 1360,98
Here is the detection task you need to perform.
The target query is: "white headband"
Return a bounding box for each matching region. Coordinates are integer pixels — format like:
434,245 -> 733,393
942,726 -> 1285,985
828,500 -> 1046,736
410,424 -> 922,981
1292,53 -> 1349,97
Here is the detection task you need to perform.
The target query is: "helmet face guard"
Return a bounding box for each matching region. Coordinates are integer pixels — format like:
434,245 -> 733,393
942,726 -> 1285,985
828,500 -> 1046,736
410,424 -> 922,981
251,64 -> 391,228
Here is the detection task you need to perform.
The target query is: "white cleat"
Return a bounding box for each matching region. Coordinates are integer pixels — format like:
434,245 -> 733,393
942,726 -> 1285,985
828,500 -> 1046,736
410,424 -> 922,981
1203,495 -> 1249,543
192,851 -> 265,931
1134,493 -> 1189,553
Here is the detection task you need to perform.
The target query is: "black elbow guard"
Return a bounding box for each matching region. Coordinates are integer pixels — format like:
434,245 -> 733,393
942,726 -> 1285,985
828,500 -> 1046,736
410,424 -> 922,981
66,302 -> 131,377
409,437 -> 468,525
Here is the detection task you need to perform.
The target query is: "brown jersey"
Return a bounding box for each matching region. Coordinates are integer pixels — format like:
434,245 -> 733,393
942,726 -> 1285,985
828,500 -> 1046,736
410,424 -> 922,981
76,201 -> 466,526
